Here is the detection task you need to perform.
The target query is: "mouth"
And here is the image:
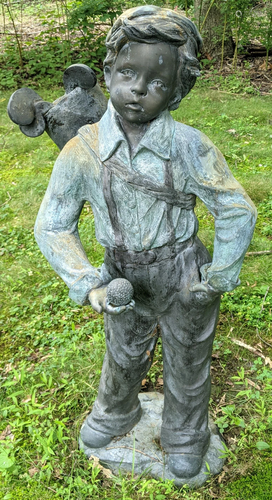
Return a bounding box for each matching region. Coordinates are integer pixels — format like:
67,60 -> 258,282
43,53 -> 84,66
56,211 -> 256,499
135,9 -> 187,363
125,103 -> 144,112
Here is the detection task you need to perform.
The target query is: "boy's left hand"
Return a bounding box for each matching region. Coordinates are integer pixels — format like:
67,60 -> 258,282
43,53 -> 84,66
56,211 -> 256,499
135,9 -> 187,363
189,283 -> 220,306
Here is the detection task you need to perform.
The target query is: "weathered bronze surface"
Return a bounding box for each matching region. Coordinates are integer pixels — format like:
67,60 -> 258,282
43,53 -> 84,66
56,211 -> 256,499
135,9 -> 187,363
8,64 -> 107,149
19,5 -> 257,483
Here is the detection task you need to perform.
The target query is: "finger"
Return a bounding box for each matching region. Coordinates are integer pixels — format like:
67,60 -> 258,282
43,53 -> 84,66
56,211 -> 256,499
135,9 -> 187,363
105,303 -> 127,315
189,284 -> 208,293
125,300 -> 135,312
125,299 -> 135,311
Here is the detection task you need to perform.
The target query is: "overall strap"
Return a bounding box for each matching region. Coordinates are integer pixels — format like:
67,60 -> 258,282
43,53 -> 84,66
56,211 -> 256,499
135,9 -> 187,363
102,158 -> 177,250
103,165 -> 125,249
103,156 -> 196,210
164,159 -> 176,246
78,131 -> 126,249
78,131 -> 196,250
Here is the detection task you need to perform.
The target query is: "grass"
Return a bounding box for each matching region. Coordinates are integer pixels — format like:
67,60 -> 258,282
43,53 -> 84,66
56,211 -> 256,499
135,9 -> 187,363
0,83 -> 272,499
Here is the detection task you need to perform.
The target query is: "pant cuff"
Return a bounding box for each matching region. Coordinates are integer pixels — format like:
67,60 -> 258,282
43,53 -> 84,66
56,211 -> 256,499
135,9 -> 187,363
161,427 -> 210,455
86,399 -> 142,436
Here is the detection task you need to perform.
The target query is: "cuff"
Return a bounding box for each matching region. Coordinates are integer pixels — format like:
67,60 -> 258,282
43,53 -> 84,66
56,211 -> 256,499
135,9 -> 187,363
69,273 -> 102,306
200,263 -> 240,293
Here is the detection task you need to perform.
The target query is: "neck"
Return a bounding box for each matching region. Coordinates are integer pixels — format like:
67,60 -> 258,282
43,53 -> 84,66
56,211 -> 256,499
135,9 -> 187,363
118,117 -> 148,156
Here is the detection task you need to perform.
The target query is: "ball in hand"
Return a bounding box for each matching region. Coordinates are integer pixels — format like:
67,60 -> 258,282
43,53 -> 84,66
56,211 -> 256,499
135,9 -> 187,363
107,278 -> 134,306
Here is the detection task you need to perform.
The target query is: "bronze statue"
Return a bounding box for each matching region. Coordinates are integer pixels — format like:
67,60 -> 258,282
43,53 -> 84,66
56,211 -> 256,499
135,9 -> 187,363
32,6 -> 256,482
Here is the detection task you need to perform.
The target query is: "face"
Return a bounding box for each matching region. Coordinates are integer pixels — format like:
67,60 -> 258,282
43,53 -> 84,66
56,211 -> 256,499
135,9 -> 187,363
105,42 -> 177,125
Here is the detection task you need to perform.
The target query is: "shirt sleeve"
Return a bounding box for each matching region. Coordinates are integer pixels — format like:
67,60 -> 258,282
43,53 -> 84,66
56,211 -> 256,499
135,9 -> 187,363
34,135 -> 103,305
185,130 -> 257,292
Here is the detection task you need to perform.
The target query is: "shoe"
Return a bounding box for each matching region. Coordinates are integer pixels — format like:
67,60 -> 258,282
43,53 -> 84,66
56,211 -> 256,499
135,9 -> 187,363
168,453 -> 203,478
80,424 -> 114,448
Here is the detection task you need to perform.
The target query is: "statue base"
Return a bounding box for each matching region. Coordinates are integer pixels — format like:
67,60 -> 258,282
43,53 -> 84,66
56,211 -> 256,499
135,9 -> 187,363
79,392 -> 226,488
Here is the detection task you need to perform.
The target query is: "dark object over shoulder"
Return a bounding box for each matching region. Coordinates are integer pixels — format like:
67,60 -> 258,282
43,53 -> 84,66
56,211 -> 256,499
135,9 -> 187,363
7,64 -> 108,150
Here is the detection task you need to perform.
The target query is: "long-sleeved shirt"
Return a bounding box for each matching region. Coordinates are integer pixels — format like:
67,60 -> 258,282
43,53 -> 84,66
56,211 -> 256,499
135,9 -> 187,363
34,100 -> 257,305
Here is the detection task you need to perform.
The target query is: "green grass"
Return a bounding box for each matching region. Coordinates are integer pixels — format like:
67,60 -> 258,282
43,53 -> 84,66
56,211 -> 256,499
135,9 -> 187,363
1,85 -> 272,499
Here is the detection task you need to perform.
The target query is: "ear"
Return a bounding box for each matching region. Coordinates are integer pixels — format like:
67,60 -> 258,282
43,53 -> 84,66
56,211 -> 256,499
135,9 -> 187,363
104,66 -> 111,92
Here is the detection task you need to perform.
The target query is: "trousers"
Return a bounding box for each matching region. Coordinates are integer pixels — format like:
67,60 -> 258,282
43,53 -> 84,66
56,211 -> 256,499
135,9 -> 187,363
87,236 -> 220,455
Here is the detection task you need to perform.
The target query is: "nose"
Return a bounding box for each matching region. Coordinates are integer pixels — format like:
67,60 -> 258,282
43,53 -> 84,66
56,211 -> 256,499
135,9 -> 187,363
130,76 -> 147,97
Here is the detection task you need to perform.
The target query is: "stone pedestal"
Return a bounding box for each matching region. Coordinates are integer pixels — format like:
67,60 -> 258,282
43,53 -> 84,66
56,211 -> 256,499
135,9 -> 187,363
79,392 -> 225,488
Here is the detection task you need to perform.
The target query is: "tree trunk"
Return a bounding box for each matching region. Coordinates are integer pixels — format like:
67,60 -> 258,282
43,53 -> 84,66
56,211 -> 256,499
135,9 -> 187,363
194,0 -> 234,61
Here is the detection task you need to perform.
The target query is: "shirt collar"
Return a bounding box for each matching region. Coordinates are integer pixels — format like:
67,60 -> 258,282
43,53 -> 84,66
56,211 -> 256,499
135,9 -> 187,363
99,100 -> 175,161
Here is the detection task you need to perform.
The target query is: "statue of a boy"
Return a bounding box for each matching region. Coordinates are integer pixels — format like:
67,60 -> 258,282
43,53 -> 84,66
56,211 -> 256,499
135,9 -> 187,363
35,6 -> 257,479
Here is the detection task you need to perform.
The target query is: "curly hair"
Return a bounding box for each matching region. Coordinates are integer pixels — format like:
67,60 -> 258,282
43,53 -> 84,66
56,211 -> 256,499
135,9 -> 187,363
104,5 -> 202,110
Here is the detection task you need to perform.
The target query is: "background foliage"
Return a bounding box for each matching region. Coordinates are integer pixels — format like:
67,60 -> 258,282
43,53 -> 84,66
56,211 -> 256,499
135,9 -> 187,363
1,84 -> 272,498
0,0 -> 272,88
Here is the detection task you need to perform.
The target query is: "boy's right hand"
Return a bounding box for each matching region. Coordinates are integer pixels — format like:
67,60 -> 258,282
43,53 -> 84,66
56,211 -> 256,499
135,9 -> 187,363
89,286 -> 135,315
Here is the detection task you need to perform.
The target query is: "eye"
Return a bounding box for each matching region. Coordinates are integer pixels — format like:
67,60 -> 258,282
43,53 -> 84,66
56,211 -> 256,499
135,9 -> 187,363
120,69 -> 135,78
151,80 -> 167,90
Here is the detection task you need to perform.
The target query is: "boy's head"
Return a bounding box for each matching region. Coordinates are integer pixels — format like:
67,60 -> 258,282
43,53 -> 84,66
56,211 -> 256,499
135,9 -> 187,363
104,5 -> 202,116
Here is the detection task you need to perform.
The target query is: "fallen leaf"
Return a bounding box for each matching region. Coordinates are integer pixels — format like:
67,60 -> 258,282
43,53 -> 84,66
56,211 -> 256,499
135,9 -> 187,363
246,378 -> 261,390
157,378 -> 163,386
22,396 -> 32,404
26,364 -> 35,372
228,327 -> 234,336
141,379 -> 147,386
54,468 -> 62,478
40,354 -> 52,362
259,61 -> 272,71
218,470 -> 225,483
29,352 -> 39,360
0,425 -> 14,441
264,357 -> 272,369
219,394 -> 226,406
28,467 -> 39,477
4,363 -> 13,374
89,455 -> 113,478
232,338 -> 263,357
208,488 -> 218,498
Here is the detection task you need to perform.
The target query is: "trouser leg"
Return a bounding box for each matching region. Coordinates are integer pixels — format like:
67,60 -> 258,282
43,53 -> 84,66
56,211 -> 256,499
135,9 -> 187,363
87,308 -> 158,436
151,236 -> 221,456
160,294 -> 220,455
